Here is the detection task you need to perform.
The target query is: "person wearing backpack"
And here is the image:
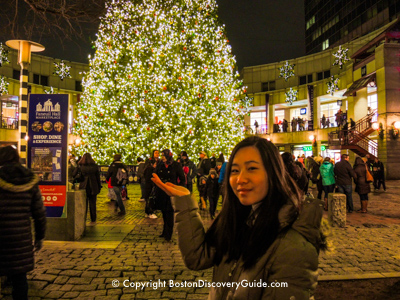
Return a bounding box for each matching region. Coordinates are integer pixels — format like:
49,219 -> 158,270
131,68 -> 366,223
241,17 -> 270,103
106,154 -> 127,215
180,151 -> 197,193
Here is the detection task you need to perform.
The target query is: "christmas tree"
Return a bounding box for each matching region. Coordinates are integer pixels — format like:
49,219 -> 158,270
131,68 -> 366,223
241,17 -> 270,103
73,0 -> 250,164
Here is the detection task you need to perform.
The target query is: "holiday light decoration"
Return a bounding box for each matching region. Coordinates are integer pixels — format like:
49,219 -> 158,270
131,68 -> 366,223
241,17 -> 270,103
53,60 -> 72,80
279,61 -> 295,81
332,45 -> 349,69
0,75 -> 9,95
327,76 -> 340,96
44,87 -> 56,94
285,87 -> 298,105
0,43 -> 9,67
73,0 -> 251,164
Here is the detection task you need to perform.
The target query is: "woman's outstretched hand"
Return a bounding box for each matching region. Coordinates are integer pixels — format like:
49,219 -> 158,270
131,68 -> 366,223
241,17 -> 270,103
151,173 -> 190,197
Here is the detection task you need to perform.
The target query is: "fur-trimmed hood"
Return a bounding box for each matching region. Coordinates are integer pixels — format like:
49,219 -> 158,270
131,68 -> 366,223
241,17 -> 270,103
0,163 -> 40,193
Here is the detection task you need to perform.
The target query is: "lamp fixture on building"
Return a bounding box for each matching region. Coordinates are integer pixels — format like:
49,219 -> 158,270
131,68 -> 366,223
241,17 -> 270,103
371,122 -> 379,130
367,78 -> 376,88
392,121 -> 400,139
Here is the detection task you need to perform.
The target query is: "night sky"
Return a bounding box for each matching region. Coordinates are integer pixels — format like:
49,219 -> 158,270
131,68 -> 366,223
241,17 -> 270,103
38,0 -> 305,70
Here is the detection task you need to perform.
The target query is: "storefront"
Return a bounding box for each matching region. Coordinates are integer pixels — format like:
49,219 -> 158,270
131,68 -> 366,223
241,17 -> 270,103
1,96 -> 18,129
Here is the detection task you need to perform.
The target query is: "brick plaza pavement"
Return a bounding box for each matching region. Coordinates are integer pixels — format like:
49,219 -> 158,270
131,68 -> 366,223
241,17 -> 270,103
1,181 -> 400,299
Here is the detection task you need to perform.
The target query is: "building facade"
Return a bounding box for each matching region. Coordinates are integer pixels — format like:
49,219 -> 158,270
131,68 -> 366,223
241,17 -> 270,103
305,0 -> 400,54
243,20 -> 400,179
0,48 -> 88,148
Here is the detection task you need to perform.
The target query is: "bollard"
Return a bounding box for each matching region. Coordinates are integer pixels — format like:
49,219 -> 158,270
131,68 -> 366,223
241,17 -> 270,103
328,193 -> 346,227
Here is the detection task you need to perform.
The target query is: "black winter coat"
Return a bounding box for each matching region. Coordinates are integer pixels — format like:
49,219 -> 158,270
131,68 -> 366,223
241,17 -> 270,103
354,158 -> 371,195
197,158 -> 211,177
334,160 -> 356,186
143,164 -> 155,199
206,176 -> 219,199
0,163 -> 46,276
106,161 -> 128,187
155,161 -> 185,210
74,164 -> 101,195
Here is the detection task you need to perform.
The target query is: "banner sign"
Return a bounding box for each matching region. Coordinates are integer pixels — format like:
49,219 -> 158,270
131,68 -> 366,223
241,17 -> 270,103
307,85 -> 314,131
28,94 -> 69,217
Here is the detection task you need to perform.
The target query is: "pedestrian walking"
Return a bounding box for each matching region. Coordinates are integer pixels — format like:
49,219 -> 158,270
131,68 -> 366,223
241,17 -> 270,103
334,154 -> 357,213
155,149 -> 185,241
372,157 -> 386,191
354,157 -> 371,213
73,153 -> 102,224
106,154 -> 127,215
0,146 -> 46,300
151,136 -> 326,299
206,169 -> 219,219
320,157 -> 336,211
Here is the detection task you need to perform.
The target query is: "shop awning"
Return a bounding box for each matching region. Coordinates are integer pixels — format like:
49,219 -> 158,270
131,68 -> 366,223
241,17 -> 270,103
342,73 -> 376,97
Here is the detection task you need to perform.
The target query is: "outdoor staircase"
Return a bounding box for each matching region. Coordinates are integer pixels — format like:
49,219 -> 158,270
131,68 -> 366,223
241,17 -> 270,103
328,109 -> 378,159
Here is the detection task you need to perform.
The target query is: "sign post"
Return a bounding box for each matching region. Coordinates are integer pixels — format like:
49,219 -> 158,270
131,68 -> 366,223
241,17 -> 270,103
27,94 -> 69,217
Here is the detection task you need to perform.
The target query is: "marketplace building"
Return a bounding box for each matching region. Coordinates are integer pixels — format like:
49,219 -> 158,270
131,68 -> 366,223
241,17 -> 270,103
1,20 -> 400,179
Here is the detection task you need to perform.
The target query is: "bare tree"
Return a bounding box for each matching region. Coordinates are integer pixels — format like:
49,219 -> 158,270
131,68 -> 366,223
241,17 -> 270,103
0,0 -> 107,60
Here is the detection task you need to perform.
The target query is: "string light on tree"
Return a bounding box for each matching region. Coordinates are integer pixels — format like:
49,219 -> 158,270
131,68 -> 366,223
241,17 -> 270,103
73,0 -> 251,164
0,75 -> 9,95
279,60 -> 295,81
285,87 -> 298,105
0,43 -> 9,67
332,45 -> 349,69
327,76 -> 340,96
53,60 -> 72,80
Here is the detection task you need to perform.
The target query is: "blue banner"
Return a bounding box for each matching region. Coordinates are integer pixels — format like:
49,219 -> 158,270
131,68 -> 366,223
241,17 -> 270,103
28,94 -> 69,217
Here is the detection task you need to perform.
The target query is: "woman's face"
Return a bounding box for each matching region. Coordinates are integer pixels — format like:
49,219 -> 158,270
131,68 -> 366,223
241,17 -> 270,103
229,146 -> 269,206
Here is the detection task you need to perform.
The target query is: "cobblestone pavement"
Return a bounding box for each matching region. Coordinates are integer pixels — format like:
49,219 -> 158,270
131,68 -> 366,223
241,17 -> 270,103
1,181 -> 399,299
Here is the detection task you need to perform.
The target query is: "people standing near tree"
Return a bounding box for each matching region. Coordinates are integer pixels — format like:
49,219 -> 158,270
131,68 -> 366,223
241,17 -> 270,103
206,169 -> 220,220
372,157 -> 386,192
136,157 -> 146,202
75,153 -> 102,224
320,157 -> 336,211
143,160 -> 158,219
180,151 -> 197,193
106,154 -> 127,215
334,154 -> 357,213
151,136 -> 326,299
353,157 -> 371,213
210,153 -> 217,169
0,146 -> 46,300
155,149 -> 185,241
196,151 -> 211,193
291,117 -> 297,132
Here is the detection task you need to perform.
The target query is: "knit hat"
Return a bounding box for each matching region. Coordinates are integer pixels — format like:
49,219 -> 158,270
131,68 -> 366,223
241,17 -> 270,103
209,168 -> 217,176
200,151 -> 207,156
313,156 -> 323,165
0,145 -> 19,166
181,151 -> 188,158
113,154 -> 122,161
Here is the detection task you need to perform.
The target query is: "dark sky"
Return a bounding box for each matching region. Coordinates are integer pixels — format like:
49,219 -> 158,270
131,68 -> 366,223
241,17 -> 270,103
39,0 -> 305,70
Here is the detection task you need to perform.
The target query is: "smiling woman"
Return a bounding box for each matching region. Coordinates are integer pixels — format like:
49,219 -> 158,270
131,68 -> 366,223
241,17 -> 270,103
152,136 -> 327,300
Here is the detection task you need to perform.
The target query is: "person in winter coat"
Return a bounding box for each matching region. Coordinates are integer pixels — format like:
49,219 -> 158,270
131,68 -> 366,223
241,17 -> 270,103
198,175 -> 208,210
311,156 -> 324,200
281,152 -> 309,195
143,160 -> 158,219
0,146 -> 46,299
151,136 -> 326,300
354,157 -> 371,213
73,153 -> 101,224
206,169 -> 219,219
372,157 -> 386,192
136,157 -> 146,201
334,154 -> 357,213
210,153 -> 217,169
196,151 -> 211,189
180,151 -> 197,193
106,154 -> 127,215
320,157 -> 336,211
155,149 -> 186,241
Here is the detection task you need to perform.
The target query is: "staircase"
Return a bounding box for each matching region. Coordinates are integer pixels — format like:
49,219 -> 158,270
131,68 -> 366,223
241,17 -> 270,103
328,109 -> 378,159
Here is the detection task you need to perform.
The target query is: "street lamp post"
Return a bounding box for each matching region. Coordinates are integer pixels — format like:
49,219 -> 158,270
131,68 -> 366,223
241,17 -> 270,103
6,40 -> 45,165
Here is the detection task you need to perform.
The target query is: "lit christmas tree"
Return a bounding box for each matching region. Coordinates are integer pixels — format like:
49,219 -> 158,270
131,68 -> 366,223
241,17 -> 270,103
73,0 -> 250,163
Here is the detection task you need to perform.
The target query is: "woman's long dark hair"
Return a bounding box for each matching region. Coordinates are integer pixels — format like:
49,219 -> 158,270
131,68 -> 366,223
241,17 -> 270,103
79,153 -> 96,165
205,136 -> 301,269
